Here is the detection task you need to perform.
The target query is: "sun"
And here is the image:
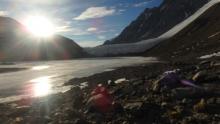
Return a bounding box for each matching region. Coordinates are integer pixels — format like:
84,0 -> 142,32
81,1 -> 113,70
24,16 -> 55,37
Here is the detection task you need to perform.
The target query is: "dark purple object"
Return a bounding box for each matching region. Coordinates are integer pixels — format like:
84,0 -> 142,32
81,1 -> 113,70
159,72 -> 181,88
159,72 -> 201,89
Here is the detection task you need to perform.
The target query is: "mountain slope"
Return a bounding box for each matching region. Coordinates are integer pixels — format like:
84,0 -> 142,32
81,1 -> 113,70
0,17 -> 86,61
104,0 -> 209,45
144,2 -> 220,60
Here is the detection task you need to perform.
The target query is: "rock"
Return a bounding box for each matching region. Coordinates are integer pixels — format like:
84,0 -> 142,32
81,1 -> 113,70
192,113 -> 209,122
10,103 -> 18,108
199,60 -> 210,65
71,87 -> 84,109
124,102 -> 145,120
206,98 -> 215,104
161,102 -> 168,108
122,84 -> 134,95
107,80 -> 115,86
15,117 -> 24,123
124,102 -> 143,111
79,82 -> 89,89
172,88 -> 205,99
216,98 -> 220,104
198,60 -> 212,69
181,98 -> 187,104
74,119 -> 90,124
8,106 -> 31,117
168,111 -> 181,119
152,80 -> 161,92
115,78 -> 129,84
192,71 -> 207,82
124,102 -> 161,123
193,99 -> 206,112
44,116 -> 52,123
112,102 -> 124,113
181,98 -> 192,105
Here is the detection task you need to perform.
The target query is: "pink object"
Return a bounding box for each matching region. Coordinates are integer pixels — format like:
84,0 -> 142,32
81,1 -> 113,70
90,85 -> 113,113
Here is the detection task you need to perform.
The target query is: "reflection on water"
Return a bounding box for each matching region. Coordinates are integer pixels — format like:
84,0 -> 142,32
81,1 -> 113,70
30,76 -> 52,97
32,65 -> 50,70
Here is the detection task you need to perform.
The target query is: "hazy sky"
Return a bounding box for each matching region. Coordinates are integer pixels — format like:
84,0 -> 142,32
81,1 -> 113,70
0,0 -> 163,47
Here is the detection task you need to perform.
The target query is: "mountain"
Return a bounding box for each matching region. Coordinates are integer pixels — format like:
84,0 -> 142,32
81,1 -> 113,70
104,0 -> 209,45
0,17 -> 86,61
144,1 -> 220,60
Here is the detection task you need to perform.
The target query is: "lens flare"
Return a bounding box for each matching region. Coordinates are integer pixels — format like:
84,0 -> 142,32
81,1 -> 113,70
24,16 -> 55,37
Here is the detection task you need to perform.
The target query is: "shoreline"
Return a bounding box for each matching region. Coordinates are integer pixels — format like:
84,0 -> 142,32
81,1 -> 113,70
0,59 -> 219,123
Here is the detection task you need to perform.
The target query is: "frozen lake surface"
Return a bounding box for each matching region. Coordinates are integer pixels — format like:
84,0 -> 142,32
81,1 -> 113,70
0,57 -> 158,103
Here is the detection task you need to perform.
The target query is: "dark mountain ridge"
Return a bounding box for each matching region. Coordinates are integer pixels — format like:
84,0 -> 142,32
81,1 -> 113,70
104,0 -> 209,45
0,16 -> 86,61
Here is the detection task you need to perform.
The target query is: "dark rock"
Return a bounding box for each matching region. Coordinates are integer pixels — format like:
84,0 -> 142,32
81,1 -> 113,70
74,119 -> 90,124
172,87 -> 205,99
8,106 -> 30,117
113,102 -> 124,114
192,113 -> 210,123
192,71 -> 207,82
124,102 -> 143,112
152,80 -> 161,92
124,102 -> 161,123
193,99 -> 206,112
71,87 -> 84,109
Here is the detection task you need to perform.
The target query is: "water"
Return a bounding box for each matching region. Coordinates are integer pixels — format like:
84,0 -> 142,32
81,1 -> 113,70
0,57 -> 158,103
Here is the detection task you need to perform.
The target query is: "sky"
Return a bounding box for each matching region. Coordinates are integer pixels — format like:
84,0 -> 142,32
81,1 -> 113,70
0,0 -> 163,47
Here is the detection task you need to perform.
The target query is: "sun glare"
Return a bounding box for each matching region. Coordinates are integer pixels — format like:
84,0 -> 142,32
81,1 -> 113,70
30,76 -> 52,97
24,16 -> 55,37
32,65 -> 50,70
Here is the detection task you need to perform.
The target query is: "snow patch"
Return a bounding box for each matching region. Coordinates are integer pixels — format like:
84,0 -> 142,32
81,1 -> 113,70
79,82 -> 89,89
115,78 -> 128,84
208,31 -> 220,38
199,51 -> 220,59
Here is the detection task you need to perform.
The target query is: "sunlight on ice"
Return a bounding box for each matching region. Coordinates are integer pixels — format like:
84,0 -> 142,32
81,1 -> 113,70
30,76 -> 52,97
32,65 -> 50,70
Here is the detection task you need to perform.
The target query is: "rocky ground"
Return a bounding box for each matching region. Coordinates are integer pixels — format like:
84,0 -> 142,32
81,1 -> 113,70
0,57 -> 219,124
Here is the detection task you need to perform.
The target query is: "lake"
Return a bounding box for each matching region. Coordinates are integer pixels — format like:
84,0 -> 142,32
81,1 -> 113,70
0,57 -> 158,103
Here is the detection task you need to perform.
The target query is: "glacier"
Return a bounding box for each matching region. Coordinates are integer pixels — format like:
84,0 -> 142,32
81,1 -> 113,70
85,0 -> 220,56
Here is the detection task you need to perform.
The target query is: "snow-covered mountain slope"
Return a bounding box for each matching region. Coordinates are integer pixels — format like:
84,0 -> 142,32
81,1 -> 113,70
144,0 -> 220,60
86,0 -> 220,57
160,0 -> 220,38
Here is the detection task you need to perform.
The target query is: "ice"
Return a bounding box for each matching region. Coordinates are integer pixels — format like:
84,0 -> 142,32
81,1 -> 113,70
0,57 -> 158,103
